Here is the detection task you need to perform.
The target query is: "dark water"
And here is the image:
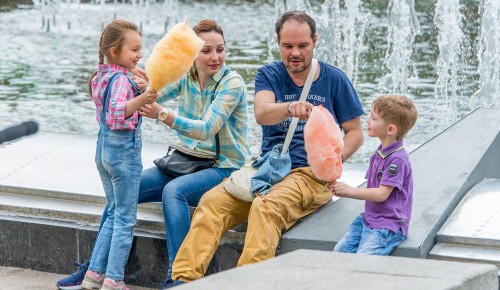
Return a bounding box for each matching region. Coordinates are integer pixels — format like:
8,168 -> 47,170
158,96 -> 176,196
0,0 -> 495,164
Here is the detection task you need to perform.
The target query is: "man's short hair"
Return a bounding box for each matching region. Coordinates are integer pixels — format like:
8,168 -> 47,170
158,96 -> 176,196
275,10 -> 316,42
372,95 -> 418,140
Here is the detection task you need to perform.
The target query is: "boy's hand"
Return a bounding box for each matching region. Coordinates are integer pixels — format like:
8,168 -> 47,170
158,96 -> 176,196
331,182 -> 352,198
141,87 -> 158,105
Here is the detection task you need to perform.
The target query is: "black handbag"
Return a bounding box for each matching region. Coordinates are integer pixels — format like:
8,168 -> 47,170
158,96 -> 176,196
153,144 -> 219,177
153,70 -> 228,177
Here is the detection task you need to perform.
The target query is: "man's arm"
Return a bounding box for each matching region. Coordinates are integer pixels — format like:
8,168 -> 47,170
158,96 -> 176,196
340,117 -> 364,161
254,90 -> 312,125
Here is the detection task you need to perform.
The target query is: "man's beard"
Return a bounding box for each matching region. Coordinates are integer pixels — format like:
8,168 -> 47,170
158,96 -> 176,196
285,58 -> 310,73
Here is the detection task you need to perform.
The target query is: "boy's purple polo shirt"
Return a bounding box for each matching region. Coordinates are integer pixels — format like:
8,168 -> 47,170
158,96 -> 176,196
362,140 -> 413,235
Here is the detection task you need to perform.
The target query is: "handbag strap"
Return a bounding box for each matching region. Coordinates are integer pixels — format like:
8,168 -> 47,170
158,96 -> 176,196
280,58 -> 318,156
210,69 -> 229,158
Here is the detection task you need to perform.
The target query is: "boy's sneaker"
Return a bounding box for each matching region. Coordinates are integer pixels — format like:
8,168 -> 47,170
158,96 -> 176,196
56,261 -> 89,290
101,278 -> 130,290
81,270 -> 105,290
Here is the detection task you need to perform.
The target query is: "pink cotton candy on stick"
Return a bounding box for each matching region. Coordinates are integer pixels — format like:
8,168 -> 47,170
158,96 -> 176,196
304,105 -> 344,182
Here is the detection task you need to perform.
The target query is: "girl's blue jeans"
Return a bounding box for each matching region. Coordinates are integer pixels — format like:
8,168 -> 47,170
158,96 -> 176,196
90,126 -> 143,280
94,165 -> 235,280
334,214 -> 406,255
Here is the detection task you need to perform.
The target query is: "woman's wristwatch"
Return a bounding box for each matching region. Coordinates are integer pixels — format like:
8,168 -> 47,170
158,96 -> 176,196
156,108 -> 169,124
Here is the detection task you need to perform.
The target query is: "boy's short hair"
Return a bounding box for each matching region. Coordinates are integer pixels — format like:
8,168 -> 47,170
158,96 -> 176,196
372,95 -> 418,140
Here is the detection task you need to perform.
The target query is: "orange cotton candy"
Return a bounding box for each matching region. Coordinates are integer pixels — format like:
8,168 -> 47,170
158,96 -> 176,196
304,105 -> 344,182
145,21 -> 205,91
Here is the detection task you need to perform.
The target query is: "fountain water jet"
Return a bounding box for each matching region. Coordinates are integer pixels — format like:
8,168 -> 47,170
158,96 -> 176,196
380,0 -> 420,95
471,0 -> 500,109
433,0 -> 465,124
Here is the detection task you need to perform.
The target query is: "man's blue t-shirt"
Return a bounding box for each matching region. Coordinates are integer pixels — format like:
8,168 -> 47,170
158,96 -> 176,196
254,61 -> 364,168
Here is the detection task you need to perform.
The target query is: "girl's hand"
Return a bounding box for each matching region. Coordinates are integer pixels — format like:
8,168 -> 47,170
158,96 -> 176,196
141,87 -> 158,105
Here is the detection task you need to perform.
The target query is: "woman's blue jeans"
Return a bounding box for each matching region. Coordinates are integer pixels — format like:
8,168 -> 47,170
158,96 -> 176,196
94,165 -> 235,280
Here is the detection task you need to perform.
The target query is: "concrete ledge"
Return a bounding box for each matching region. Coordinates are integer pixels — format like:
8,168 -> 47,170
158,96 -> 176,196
176,249 -> 499,290
0,213 -> 244,288
281,108 -> 500,258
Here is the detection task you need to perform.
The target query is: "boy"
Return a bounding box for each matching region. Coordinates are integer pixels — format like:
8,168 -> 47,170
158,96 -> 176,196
332,94 -> 418,255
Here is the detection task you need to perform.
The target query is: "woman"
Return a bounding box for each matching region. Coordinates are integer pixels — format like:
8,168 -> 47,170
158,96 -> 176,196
138,18 -> 250,287
56,19 -> 250,290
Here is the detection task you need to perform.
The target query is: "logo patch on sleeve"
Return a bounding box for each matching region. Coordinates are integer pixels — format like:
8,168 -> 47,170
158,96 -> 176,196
388,163 -> 399,175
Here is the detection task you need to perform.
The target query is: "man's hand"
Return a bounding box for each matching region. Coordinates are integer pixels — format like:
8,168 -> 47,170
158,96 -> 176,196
287,101 -> 313,120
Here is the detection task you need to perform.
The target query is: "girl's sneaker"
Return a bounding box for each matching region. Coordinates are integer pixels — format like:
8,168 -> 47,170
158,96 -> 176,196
81,270 -> 104,290
101,278 -> 130,290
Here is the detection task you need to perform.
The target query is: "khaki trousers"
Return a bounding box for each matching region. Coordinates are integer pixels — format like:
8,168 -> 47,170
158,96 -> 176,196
172,167 -> 332,282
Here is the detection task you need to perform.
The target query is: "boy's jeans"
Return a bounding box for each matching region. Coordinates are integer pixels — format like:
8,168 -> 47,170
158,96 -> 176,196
91,126 -> 143,280
334,214 -> 406,255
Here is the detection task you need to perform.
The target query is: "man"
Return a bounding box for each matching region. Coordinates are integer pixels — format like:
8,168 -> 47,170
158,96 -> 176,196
167,10 -> 364,286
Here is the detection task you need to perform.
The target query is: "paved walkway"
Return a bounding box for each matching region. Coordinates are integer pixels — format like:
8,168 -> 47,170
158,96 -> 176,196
0,266 -> 154,290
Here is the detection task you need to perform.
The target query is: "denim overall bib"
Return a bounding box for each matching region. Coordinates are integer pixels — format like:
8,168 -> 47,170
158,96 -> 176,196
90,72 -> 143,280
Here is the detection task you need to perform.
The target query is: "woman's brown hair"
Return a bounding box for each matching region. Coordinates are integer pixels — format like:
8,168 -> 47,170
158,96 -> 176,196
189,19 -> 225,81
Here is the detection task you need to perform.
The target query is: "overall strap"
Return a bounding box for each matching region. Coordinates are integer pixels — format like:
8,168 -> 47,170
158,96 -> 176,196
210,69 -> 230,158
100,72 -> 141,124
100,72 -> 123,123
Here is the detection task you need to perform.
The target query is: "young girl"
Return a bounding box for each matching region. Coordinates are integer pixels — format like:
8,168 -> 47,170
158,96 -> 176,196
82,20 -> 157,290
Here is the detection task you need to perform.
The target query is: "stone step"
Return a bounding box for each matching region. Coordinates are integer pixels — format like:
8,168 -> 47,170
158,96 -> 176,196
0,188 -> 165,234
182,249 -> 499,290
436,233 -> 500,249
429,242 -> 500,268
435,178 -> 500,248
0,187 -> 246,244
429,179 -> 500,277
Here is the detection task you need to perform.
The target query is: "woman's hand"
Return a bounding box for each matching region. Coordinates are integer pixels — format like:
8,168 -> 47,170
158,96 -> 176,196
132,75 -> 148,92
138,102 -> 163,119
130,67 -> 149,82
